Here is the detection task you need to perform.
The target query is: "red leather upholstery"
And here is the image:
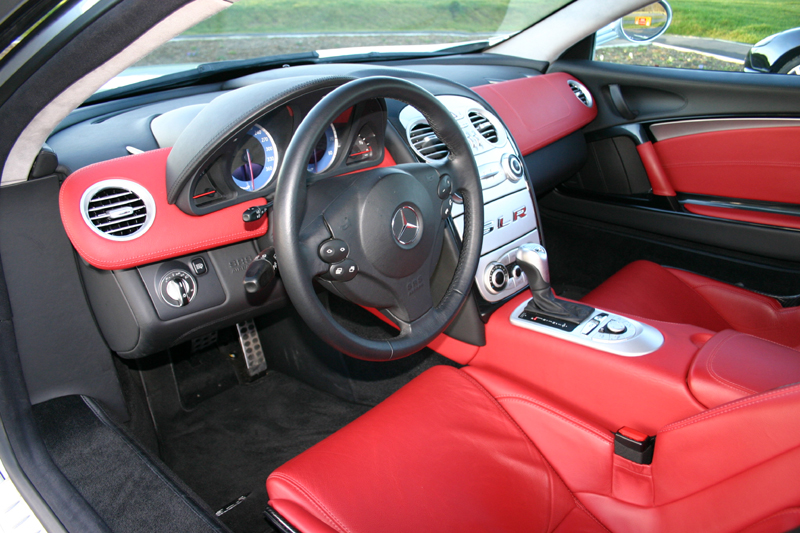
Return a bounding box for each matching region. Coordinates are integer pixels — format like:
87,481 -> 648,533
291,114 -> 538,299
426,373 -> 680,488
581,260 -> 800,348
267,365 -> 606,533
688,329 -> 800,408
472,73 -> 597,156
59,148 -> 269,270
653,126 -> 800,204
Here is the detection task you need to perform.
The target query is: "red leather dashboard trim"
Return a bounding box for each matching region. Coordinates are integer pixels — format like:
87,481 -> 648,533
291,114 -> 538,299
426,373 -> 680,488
683,202 -> 800,230
654,126 -> 800,204
472,72 -> 597,156
59,148 -> 268,270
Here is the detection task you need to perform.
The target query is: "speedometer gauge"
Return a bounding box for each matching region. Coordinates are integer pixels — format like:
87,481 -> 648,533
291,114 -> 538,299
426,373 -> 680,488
231,124 -> 278,192
307,124 -> 338,174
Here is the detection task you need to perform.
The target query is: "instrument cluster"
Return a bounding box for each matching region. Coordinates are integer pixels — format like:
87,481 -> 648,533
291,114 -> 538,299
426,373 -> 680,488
188,95 -> 387,214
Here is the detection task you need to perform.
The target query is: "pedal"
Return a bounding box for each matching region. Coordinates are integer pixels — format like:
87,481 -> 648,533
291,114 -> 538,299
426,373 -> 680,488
236,320 -> 266,376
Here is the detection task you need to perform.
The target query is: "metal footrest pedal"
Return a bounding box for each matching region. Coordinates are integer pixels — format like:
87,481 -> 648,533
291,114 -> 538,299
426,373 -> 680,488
236,319 -> 266,377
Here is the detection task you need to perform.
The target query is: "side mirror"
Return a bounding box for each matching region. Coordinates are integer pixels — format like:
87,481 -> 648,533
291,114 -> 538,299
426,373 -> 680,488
596,1 -> 673,47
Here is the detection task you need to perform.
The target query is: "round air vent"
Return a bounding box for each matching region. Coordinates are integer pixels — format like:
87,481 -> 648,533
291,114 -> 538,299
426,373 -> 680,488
80,179 -> 156,241
408,122 -> 449,161
568,80 -> 593,107
469,111 -> 499,143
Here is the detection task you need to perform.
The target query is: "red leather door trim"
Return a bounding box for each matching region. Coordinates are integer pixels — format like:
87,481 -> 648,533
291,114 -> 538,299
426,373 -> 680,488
636,141 -> 676,196
472,73 -> 597,156
654,126 -> 800,204
683,202 -> 800,230
59,148 -> 268,270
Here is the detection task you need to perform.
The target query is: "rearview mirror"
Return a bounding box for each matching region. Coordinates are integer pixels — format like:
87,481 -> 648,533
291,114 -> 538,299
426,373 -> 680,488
595,1 -> 673,47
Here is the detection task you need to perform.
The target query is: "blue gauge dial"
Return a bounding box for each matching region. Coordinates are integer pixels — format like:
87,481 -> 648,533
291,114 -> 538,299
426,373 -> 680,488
307,124 -> 338,174
231,124 -> 278,192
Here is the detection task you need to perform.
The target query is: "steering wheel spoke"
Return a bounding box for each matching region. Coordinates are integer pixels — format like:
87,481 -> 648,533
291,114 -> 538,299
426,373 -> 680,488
274,76 -> 483,360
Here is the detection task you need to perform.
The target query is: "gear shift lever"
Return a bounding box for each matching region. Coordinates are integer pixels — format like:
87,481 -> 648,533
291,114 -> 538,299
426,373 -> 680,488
516,243 -> 594,323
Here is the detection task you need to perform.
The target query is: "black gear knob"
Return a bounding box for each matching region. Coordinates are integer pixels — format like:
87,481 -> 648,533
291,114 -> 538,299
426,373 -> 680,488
515,243 -> 550,292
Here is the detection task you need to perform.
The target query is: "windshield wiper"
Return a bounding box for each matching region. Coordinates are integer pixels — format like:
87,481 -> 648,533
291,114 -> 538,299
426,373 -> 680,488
319,40 -> 490,63
83,51 -> 319,105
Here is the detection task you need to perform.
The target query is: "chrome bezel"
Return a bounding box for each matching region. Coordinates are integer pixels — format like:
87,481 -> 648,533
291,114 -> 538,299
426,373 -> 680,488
80,179 -> 156,241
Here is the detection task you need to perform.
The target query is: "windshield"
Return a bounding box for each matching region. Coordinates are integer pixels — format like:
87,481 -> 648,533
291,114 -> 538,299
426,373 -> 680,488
98,0 -> 573,92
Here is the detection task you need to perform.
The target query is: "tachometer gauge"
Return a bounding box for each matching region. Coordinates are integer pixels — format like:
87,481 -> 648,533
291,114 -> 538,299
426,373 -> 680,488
307,124 -> 338,174
347,125 -> 377,164
231,124 -> 278,192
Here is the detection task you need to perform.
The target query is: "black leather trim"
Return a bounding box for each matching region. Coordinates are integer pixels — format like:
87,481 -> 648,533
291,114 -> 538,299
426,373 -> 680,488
166,75 -> 354,207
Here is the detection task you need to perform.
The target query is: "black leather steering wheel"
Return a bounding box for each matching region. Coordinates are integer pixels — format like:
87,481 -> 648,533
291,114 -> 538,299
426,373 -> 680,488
273,77 -> 483,360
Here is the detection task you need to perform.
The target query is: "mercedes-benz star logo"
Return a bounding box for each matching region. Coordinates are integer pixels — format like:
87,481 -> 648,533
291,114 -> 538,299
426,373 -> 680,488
391,205 -> 422,248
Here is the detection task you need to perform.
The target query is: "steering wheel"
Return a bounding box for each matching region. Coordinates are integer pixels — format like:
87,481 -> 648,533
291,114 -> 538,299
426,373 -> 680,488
273,77 -> 483,360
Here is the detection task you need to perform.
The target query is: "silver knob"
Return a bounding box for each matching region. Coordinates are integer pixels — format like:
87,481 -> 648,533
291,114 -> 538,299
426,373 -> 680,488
485,262 -> 509,294
606,320 -> 627,335
516,244 -> 549,285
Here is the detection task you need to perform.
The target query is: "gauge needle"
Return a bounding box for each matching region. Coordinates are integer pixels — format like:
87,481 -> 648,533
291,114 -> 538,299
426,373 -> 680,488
245,149 -> 255,191
351,149 -> 371,157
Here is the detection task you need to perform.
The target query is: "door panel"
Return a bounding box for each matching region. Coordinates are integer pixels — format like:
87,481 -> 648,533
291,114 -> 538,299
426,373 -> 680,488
540,59 -> 800,290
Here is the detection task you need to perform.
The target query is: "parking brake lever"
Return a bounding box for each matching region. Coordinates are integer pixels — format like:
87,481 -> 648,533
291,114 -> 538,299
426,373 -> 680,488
244,247 -> 277,295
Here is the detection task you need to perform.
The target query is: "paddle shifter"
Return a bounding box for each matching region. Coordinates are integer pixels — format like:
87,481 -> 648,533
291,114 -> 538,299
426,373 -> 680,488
515,244 -> 594,323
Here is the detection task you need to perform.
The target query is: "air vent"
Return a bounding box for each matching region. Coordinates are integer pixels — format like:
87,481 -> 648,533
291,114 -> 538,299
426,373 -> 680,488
469,111 -> 498,143
408,122 -> 449,161
80,180 -> 156,241
568,80 -> 593,107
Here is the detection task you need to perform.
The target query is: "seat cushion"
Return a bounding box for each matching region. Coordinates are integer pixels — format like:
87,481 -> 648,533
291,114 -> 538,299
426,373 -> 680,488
581,260 -> 800,348
687,329 -> 800,408
266,365 -> 606,533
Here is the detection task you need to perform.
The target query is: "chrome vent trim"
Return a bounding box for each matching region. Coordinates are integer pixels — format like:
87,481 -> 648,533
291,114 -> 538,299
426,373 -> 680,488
469,111 -> 499,143
80,179 -> 156,241
568,80 -> 593,107
408,122 -> 449,161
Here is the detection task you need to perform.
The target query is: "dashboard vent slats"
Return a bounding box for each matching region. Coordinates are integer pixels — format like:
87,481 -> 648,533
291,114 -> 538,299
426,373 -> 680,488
567,80 -> 593,107
409,122 -> 449,161
469,111 -> 498,143
80,180 -> 156,241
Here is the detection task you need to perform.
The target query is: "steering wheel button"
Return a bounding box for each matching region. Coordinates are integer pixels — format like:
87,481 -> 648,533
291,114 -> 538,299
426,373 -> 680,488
319,239 -> 349,263
441,198 -> 453,219
437,175 -> 452,199
330,259 -> 358,282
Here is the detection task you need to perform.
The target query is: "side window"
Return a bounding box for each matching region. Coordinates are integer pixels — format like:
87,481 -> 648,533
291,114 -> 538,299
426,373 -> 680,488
594,1 -> 800,75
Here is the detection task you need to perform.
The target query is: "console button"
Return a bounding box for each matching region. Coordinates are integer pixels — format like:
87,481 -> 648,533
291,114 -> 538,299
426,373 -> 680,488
319,239 -> 349,263
190,257 -> 207,276
329,259 -> 358,281
437,175 -> 452,199
581,319 -> 600,335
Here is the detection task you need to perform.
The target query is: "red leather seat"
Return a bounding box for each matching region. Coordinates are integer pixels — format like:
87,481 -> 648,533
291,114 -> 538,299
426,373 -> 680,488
266,365 -> 800,532
581,260 -> 800,348
267,365 -> 606,533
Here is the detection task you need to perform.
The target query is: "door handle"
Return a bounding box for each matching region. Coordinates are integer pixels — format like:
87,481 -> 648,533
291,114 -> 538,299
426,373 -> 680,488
609,84 -> 638,120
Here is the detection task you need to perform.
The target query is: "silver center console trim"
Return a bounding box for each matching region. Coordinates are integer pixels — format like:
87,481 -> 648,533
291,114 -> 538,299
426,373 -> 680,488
509,299 -> 664,357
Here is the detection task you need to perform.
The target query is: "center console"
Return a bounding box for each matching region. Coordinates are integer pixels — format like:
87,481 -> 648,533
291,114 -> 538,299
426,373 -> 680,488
399,95 -> 540,304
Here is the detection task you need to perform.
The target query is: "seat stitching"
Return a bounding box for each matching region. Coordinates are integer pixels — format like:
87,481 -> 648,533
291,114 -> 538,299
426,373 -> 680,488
449,369 -> 609,532
496,396 -> 614,444
704,335 -> 757,395
269,472 -> 352,533
659,385 -> 800,434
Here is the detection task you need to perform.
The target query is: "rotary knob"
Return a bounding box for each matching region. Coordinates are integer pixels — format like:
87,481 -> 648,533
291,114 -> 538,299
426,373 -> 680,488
606,320 -> 627,335
485,262 -> 509,294
501,153 -> 525,182
159,270 -> 197,308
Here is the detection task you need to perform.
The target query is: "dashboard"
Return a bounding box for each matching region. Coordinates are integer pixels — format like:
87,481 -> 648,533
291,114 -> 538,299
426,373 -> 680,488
51,59 -> 596,358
